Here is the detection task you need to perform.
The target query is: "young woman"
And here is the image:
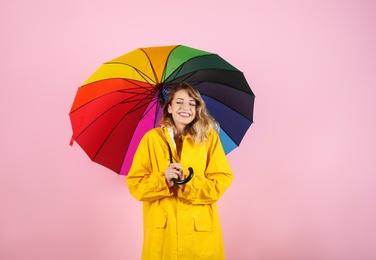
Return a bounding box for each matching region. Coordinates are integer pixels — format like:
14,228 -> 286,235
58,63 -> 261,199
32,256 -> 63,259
126,82 -> 233,260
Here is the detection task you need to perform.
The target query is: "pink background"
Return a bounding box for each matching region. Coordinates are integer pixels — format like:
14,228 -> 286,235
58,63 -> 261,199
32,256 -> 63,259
1,1 -> 376,259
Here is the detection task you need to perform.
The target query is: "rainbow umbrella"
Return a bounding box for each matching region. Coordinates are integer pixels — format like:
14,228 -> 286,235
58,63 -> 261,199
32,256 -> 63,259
69,45 -> 255,175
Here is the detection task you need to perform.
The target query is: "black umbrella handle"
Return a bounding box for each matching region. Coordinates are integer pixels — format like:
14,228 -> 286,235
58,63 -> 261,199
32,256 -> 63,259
172,167 -> 194,184
165,136 -> 194,184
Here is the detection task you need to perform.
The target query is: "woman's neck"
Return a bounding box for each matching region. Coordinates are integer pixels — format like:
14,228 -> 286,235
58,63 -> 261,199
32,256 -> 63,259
174,127 -> 185,138
174,123 -> 186,136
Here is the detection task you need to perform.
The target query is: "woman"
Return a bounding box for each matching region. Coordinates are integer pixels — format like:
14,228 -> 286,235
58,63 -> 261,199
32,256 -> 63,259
126,82 -> 233,260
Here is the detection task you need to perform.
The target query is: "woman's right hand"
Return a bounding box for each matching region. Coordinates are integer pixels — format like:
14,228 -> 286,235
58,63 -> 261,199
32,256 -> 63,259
164,163 -> 184,188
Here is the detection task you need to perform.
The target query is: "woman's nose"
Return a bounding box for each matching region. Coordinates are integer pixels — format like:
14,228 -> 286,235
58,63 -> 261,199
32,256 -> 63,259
181,102 -> 190,109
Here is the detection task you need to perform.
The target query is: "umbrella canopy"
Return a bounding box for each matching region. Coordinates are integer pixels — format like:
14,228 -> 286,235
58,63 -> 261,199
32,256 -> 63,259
69,45 -> 255,175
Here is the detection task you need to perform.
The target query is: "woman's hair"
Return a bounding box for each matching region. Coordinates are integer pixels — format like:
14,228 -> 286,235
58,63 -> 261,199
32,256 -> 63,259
160,82 -> 218,144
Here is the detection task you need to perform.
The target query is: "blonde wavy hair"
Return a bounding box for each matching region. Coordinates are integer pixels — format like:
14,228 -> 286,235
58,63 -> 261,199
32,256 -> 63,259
160,82 -> 218,144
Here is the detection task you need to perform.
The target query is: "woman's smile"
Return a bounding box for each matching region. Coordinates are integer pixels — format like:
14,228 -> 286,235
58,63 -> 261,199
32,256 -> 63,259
177,111 -> 192,118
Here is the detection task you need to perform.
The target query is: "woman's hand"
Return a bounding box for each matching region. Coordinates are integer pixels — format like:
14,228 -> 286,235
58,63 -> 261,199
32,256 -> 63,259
164,163 -> 185,188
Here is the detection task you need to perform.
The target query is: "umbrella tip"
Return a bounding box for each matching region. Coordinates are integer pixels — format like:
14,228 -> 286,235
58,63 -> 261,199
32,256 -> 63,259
69,136 -> 75,146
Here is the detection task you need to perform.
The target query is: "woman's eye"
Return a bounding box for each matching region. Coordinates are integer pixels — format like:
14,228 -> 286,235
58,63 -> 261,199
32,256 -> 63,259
189,102 -> 196,106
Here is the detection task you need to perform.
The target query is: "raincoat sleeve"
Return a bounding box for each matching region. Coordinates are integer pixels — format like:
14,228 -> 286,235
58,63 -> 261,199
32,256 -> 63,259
126,132 -> 173,202
179,130 -> 233,204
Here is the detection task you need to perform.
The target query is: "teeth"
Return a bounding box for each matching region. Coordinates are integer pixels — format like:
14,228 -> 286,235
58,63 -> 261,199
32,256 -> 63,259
179,112 -> 190,117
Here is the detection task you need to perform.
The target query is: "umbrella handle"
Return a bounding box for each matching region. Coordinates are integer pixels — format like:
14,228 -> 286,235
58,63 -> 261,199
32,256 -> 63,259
172,167 -> 194,184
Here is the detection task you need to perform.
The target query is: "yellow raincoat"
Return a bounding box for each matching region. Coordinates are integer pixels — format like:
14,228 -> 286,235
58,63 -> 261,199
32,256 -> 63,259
126,127 -> 233,260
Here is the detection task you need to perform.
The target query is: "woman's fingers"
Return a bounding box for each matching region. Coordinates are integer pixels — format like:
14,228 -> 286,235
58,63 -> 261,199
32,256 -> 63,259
164,163 -> 186,187
168,163 -> 184,179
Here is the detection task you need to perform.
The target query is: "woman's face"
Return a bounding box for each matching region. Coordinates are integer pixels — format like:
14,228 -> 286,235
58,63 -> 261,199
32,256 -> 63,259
168,89 -> 197,133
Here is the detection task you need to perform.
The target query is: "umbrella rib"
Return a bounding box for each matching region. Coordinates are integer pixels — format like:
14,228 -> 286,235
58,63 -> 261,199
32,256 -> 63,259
163,61 -> 189,84
91,89 -> 158,161
199,91 -> 254,121
162,54 -> 253,96
163,53 -> 219,83
105,62 -> 157,85
160,45 -> 181,82
168,69 -> 254,96
153,99 -> 160,127
138,48 -> 159,83
70,79 -> 155,113
220,126 -> 240,147
72,87 -> 156,141
118,95 -> 160,173
140,96 -> 159,121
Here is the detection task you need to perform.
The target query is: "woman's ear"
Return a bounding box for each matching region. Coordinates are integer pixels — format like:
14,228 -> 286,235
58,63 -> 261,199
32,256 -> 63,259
167,104 -> 172,114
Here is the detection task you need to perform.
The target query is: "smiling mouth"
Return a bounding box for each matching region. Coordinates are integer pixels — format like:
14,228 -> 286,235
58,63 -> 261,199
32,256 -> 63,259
178,112 -> 191,118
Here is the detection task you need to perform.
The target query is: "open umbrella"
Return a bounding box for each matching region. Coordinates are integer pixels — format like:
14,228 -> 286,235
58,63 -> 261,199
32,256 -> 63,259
69,45 -> 255,177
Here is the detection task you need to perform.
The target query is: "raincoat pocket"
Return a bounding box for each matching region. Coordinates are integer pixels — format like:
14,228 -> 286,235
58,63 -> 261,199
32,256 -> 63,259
144,209 -> 167,254
147,211 -> 167,228
194,206 -> 217,231
193,210 -> 220,258
194,215 -> 213,232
